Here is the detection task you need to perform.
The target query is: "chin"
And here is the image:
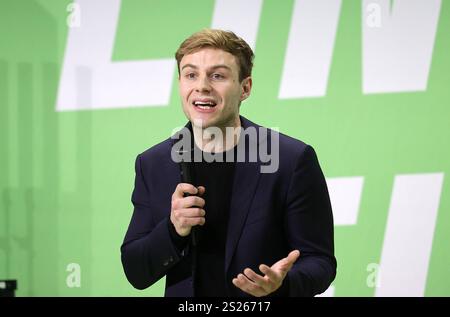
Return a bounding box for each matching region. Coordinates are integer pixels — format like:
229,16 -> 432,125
191,118 -> 216,129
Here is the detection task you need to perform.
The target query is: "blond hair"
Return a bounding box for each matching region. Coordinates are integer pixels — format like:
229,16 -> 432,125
175,29 -> 254,82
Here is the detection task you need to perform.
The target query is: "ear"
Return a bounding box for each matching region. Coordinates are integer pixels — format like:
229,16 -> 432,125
240,77 -> 252,101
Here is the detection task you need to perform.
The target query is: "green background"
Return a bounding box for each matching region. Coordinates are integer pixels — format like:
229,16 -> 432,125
0,0 -> 449,296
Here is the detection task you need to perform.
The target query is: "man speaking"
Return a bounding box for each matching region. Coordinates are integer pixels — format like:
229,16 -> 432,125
121,29 -> 336,297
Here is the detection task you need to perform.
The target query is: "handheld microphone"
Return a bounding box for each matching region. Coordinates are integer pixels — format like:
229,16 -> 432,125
178,151 -> 199,247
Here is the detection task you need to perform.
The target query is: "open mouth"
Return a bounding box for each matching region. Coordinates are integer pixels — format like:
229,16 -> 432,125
192,100 -> 217,110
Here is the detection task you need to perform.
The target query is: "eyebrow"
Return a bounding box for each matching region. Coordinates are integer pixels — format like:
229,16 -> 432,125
180,64 -> 232,72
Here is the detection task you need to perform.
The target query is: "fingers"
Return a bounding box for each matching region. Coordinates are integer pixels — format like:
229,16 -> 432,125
171,184 -> 207,236
172,207 -> 205,219
232,273 -> 266,297
232,267 -> 279,297
172,183 -> 199,199
173,195 -> 205,210
232,251 -> 301,296
170,207 -> 206,236
172,183 -> 206,204
243,268 -> 265,285
259,264 -> 279,281
176,213 -> 206,227
182,195 -> 205,209
244,268 -> 275,293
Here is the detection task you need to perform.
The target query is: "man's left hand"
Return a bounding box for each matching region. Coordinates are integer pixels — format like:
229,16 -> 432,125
232,250 -> 300,297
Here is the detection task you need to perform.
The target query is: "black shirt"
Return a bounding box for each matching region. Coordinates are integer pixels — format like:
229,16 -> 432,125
168,144 -> 236,296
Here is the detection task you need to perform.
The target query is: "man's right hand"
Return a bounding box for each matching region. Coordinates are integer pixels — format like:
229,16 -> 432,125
170,183 -> 206,237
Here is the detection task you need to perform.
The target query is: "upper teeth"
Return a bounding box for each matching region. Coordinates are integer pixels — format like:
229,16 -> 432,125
194,101 -> 215,106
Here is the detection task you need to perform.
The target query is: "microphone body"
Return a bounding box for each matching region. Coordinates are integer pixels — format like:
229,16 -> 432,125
173,127 -> 200,288
179,159 -> 199,247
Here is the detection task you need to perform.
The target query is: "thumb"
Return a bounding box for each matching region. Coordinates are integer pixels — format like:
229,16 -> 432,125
197,186 -> 206,196
286,250 -> 300,265
276,250 -> 300,272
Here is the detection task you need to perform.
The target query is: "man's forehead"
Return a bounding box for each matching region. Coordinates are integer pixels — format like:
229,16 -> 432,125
180,48 -> 238,69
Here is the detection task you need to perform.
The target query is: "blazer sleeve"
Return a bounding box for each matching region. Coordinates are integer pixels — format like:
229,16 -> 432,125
120,154 -> 184,290
284,145 -> 337,296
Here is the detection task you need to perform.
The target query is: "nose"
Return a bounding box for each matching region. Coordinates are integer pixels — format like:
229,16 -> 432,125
195,74 -> 211,93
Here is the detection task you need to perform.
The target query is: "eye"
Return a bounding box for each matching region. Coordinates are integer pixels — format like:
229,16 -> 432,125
211,73 -> 224,80
185,72 -> 196,79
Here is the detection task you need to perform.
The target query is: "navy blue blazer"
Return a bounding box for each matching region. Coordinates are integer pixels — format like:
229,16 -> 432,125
121,116 -> 336,297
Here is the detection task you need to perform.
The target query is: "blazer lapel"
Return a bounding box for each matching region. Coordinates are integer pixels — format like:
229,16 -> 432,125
225,116 -> 264,272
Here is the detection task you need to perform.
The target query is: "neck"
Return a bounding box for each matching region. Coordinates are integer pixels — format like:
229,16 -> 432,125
192,117 -> 241,153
